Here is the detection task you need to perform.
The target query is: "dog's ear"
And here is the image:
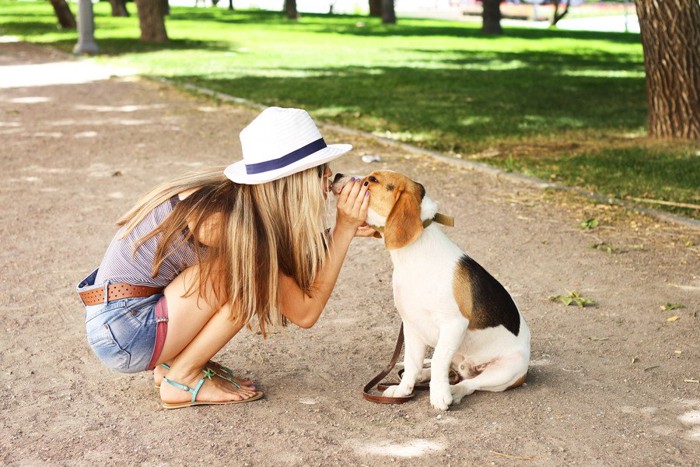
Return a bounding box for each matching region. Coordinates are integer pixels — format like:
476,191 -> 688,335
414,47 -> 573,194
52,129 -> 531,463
384,186 -> 423,249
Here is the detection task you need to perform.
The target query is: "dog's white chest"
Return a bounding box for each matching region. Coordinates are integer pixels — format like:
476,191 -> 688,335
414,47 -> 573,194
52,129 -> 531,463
389,227 -> 464,338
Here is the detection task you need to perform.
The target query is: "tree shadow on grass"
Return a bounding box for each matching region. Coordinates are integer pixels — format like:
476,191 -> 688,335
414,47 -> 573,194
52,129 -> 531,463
1,33 -> 233,57
171,62 -> 646,154
169,9 -> 642,46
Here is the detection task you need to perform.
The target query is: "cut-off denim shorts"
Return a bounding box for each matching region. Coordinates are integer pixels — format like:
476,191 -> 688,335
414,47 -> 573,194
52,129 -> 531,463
78,269 -> 168,374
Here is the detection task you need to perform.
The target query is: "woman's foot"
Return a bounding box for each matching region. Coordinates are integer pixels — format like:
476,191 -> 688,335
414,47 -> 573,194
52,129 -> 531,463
160,368 -> 261,407
153,361 -> 255,389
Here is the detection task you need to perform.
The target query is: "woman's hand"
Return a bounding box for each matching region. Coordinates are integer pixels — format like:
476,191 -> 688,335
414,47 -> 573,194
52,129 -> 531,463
334,178 -> 370,238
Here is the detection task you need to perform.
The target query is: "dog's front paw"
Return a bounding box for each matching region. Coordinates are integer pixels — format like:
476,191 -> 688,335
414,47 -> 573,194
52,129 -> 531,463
382,383 -> 413,398
429,384 -> 453,411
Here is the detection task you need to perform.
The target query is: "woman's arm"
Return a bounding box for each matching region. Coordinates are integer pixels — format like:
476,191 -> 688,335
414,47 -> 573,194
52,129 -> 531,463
279,179 -> 369,328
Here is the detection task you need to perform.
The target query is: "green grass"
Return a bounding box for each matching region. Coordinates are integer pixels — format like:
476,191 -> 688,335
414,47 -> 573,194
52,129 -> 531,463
2,0 -> 698,218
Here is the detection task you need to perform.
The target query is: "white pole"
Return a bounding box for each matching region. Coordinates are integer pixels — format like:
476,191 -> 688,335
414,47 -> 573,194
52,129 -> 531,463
73,0 -> 99,55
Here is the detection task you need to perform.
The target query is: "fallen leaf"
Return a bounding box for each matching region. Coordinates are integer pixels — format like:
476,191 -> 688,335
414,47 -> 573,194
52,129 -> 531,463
660,303 -> 685,311
666,316 -> 680,322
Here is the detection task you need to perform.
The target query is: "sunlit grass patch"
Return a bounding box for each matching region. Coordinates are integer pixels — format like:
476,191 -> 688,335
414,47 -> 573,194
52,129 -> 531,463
2,0 -> 697,219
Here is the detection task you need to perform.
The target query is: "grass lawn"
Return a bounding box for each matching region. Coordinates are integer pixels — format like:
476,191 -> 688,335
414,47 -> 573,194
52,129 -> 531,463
2,0 -> 698,219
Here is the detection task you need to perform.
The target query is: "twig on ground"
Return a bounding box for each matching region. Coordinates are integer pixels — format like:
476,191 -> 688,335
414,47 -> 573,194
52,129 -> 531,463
629,197 -> 700,210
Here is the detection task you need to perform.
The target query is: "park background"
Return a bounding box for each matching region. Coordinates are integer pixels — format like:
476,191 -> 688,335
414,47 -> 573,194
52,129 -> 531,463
1,0 -> 699,464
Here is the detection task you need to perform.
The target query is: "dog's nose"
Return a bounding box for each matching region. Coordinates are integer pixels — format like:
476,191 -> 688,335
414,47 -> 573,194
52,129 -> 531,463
333,173 -> 344,183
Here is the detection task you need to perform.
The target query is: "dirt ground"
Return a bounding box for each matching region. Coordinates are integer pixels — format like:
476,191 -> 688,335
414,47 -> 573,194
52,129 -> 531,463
1,40 -> 699,465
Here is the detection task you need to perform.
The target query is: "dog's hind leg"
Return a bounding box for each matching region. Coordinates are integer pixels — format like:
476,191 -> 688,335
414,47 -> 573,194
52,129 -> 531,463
450,352 -> 528,405
382,324 -> 426,398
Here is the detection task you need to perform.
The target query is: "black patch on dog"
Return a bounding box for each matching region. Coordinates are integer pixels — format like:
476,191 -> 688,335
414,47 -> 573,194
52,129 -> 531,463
458,255 -> 520,336
387,183 -> 395,191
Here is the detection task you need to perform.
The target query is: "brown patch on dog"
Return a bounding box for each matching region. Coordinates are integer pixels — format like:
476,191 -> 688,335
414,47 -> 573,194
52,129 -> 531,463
364,171 -> 425,250
453,259 -> 476,327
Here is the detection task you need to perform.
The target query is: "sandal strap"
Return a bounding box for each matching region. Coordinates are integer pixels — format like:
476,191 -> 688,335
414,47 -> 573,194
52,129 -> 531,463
162,376 -> 208,403
210,368 -> 241,389
162,361 -> 235,376
162,362 -> 242,389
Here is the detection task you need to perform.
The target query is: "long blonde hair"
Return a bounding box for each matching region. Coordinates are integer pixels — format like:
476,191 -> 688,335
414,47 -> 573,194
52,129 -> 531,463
118,165 -> 329,337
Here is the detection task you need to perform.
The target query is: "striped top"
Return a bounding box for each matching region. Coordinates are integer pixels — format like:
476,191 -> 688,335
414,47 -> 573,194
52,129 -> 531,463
95,197 -> 198,288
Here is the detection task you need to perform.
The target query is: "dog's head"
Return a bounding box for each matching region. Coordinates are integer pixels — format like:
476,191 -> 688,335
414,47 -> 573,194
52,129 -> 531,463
332,170 -> 438,249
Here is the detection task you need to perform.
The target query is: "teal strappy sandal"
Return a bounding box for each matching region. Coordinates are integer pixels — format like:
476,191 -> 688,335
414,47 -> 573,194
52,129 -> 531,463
156,362 -> 254,390
161,369 -> 264,410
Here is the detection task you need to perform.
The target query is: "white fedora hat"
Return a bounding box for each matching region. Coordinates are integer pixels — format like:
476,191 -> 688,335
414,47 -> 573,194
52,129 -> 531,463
225,107 -> 352,185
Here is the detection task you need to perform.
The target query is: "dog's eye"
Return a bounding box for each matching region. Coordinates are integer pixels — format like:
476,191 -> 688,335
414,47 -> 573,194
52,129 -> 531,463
368,176 -> 378,183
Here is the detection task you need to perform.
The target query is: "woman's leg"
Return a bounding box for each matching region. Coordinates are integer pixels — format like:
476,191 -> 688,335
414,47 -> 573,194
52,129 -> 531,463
156,265 -> 259,404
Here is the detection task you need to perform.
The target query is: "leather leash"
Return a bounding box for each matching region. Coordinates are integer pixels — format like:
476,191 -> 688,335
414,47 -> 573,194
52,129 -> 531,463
362,324 -> 464,404
362,324 -> 415,404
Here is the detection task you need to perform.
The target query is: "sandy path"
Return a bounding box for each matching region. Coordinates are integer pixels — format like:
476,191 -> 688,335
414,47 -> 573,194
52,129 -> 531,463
1,40 -> 699,465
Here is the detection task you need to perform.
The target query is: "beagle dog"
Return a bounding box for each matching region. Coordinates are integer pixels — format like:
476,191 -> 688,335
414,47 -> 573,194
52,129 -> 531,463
333,170 -> 530,410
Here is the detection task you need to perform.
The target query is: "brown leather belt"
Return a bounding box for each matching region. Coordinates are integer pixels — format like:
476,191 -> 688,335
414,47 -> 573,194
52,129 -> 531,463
78,283 -> 164,307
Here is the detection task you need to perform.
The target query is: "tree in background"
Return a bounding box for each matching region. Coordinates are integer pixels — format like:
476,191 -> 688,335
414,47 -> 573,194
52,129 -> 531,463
285,0 -> 298,19
381,0 -> 395,24
49,0 -> 76,28
635,0 -> 700,139
367,0 -> 395,24
136,0 -> 168,42
108,0 -> 129,17
369,0 -> 381,17
550,0 -> 572,27
481,0 -> 502,35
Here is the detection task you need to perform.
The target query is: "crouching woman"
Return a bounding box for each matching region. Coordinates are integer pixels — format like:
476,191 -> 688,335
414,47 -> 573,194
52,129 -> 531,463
77,107 -> 371,409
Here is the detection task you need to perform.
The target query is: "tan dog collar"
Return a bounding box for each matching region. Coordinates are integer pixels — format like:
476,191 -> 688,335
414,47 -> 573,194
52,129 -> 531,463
370,212 -> 454,233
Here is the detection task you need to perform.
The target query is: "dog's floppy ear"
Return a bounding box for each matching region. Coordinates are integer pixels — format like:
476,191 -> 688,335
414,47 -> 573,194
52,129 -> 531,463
384,186 -> 423,249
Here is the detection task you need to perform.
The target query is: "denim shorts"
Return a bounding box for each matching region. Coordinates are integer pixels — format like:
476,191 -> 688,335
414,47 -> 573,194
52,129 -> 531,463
78,269 -> 167,374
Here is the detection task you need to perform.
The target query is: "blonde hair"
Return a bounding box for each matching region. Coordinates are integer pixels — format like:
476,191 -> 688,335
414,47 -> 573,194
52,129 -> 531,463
118,165 -> 329,337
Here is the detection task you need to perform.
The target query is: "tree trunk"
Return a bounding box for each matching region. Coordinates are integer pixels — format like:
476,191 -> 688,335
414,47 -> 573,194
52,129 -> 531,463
481,0 -> 502,35
228,0 -> 234,10
285,0 -> 298,20
136,0 -> 169,42
635,0 -> 700,140
49,0 -> 77,29
381,0 -> 395,24
108,0 -> 129,17
551,0 -> 571,27
369,0 -> 381,17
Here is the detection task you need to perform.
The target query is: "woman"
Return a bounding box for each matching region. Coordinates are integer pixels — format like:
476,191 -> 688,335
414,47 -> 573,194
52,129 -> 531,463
77,107 -> 372,409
